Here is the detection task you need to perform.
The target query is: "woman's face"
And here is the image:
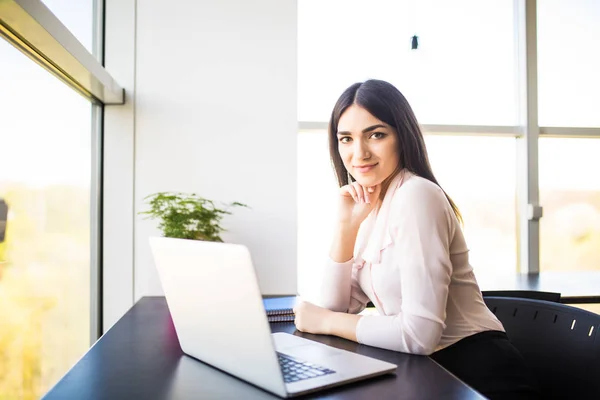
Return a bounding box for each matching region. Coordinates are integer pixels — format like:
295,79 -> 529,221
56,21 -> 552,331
337,104 -> 400,187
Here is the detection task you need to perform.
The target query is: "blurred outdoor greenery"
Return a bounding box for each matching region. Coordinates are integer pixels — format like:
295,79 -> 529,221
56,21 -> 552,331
0,184 -> 89,400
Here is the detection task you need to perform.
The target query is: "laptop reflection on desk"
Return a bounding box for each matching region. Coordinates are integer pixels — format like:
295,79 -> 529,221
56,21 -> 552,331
149,237 -> 397,398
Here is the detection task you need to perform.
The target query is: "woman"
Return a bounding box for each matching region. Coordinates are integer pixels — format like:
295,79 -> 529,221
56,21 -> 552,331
294,79 -> 539,399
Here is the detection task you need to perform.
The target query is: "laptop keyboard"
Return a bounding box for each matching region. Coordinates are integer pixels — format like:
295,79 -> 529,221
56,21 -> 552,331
277,353 -> 336,383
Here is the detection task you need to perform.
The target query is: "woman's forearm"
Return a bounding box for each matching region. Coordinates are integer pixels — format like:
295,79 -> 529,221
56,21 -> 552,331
325,311 -> 362,342
320,223 -> 360,312
329,222 -> 360,263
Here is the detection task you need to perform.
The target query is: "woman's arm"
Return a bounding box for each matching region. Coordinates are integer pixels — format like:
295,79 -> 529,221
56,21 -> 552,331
354,180 -> 454,355
329,222 -> 359,263
295,222 -> 368,332
294,301 -> 362,341
318,222 -> 369,313
318,182 -> 379,313
298,180 -> 454,353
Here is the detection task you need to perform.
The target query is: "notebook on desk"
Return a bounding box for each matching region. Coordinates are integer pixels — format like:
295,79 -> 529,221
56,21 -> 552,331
264,296 -> 297,322
150,237 -> 397,398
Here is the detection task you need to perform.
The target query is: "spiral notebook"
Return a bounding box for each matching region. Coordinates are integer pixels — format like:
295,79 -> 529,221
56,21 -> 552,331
263,296 -> 297,323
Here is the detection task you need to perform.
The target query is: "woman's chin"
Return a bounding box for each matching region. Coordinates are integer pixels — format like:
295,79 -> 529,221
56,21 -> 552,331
355,176 -> 381,188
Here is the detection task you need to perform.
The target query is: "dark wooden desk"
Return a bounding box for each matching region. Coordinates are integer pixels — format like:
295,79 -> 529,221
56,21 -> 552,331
43,297 -> 484,399
477,271 -> 600,304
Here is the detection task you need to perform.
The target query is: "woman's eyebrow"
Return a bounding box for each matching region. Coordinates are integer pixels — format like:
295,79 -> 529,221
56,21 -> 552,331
337,124 -> 387,136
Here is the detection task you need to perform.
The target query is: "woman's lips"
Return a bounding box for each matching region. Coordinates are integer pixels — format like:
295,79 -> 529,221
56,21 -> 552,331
354,163 -> 378,173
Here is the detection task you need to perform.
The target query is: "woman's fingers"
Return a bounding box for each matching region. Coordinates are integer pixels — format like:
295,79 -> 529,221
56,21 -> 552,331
341,184 -> 359,203
341,182 -> 380,204
352,181 -> 366,203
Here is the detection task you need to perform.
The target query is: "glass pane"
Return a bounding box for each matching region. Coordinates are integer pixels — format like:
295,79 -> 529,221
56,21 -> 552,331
540,138 -> 600,272
538,0 -> 600,127
41,0 -> 95,54
0,38 -> 92,400
297,132 -> 517,301
425,135 -> 518,276
298,0 -> 516,125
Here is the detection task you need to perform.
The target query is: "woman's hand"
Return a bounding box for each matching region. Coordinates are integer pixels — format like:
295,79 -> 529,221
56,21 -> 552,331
294,301 -> 333,335
338,181 -> 381,228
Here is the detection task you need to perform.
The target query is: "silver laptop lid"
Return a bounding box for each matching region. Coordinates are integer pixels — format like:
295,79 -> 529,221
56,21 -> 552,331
149,237 -> 287,398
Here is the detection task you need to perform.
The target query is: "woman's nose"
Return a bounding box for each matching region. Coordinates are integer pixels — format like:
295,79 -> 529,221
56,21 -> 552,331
354,141 -> 371,160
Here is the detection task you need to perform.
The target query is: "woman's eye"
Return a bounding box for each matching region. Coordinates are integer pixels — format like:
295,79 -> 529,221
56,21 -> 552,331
339,136 -> 351,143
371,132 -> 386,139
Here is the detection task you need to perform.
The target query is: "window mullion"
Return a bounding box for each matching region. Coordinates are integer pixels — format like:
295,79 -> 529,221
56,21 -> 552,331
515,0 -> 541,274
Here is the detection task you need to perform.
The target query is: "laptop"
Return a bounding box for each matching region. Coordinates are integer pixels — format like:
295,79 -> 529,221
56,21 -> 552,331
149,237 -> 397,398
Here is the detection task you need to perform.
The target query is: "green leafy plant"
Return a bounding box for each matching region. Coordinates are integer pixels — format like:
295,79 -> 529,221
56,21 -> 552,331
139,192 -> 248,242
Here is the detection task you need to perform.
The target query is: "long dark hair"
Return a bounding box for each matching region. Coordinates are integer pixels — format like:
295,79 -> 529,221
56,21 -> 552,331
328,79 -> 462,223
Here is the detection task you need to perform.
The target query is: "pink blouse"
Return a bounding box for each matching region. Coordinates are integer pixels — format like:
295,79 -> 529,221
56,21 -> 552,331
318,170 -> 504,355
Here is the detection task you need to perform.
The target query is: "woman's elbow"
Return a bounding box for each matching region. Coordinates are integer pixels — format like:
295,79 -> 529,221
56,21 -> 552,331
402,320 -> 443,355
382,341 -> 435,355
411,344 -> 436,356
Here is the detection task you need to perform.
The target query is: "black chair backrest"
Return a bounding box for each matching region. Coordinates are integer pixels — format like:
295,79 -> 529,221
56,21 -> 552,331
484,297 -> 600,398
482,290 -> 561,303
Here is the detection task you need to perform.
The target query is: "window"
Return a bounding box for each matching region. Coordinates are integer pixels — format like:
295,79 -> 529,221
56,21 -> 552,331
298,0 -> 516,125
425,135 -> 517,275
538,0 -> 600,127
0,3 -> 95,397
298,1 -> 600,297
540,138 -> 600,272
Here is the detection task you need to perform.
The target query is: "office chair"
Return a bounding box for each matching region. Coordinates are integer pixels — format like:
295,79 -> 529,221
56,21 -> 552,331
482,290 -> 561,303
484,297 -> 600,398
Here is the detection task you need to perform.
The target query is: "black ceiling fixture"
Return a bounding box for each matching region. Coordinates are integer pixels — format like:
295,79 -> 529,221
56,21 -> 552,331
411,35 -> 419,50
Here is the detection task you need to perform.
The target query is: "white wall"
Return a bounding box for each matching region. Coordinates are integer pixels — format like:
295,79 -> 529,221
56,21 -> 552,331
132,0 -> 298,299
103,0 -> 136,332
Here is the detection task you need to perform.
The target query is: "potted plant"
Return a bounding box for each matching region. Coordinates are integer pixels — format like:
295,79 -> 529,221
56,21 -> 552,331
139,192 -> 247,242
